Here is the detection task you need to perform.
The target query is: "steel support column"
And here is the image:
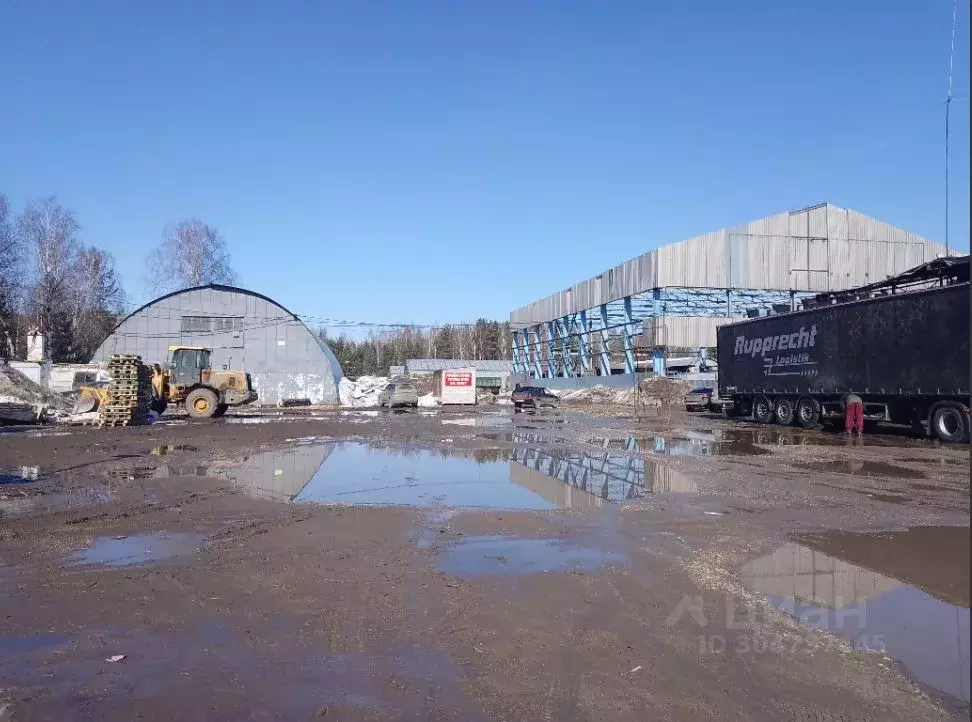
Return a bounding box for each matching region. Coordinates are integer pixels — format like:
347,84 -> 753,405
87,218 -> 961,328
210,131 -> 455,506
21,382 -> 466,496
578,310 -> 591,375
598,304 -> 611,376
511,330 -> 522,373
622,296 -> 636,375
531,326 -> 543,378
545,321 -> 557,378
652,348 -> 665,375
557,318 -> 574,377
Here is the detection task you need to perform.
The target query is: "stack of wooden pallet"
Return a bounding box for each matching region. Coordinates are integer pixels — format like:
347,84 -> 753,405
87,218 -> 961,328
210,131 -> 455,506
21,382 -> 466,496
100,355 -> 152,427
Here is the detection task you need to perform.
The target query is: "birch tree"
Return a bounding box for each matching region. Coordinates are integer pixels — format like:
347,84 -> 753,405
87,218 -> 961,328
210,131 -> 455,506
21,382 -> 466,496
145,219 -> 236,294
18,197 -> 81,360
0,194 -> 20,358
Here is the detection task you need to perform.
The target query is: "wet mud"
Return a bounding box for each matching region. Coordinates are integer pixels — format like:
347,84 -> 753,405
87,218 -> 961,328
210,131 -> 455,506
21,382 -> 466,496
0,408 -> 968,720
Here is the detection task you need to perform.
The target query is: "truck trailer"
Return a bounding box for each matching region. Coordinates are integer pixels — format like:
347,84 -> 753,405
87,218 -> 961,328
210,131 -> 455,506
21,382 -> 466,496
717,257 -> 970,443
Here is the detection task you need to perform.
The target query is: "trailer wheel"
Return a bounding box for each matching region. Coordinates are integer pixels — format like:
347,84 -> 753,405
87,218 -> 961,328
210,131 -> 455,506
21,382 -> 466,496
795,397 -> 820,428
773,397 -> 796,426
752,395 -> 774,424
930,404 -> 970,443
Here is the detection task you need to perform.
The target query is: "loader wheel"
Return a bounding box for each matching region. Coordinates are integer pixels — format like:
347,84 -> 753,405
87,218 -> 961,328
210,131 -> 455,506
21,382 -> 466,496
795,397 -> 820,428
213,404 -> 228,418
752,395 -> 774,424
774,397 -> 796,426
186,388 -> 218,419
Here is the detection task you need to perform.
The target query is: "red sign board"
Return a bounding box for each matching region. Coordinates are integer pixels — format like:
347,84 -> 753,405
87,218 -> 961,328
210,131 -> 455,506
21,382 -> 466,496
444,371 -> 473,387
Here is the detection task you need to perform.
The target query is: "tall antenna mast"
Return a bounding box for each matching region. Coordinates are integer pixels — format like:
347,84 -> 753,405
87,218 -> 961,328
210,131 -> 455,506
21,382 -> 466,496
945,0 -> 958,256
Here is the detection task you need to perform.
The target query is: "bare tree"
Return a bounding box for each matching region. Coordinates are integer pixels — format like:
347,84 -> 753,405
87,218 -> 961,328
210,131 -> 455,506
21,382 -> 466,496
18,197 -> 82,360
145,219 -> 236,295
0,193 -> 21,357
69,246 -> 126,361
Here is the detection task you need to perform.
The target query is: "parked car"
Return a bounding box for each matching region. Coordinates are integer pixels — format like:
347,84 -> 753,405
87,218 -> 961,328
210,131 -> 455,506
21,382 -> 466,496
684,387 -> 714,412
684,386 -> 724,413
379,382 -> 419,408
511,386 -> 560,411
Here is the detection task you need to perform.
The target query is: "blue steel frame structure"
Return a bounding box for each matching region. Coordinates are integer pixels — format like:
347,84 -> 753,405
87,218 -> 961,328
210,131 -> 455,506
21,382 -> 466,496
511,286 -> 814,378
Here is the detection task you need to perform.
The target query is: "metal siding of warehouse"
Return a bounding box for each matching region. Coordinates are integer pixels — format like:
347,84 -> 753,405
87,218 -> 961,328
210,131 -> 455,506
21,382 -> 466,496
643,316 -> 738,348
91,286 -> 343,405
510,204 -> 951,326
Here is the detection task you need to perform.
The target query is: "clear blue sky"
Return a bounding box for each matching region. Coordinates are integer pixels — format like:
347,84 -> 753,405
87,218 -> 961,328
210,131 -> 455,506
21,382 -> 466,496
2,1 -> 968,331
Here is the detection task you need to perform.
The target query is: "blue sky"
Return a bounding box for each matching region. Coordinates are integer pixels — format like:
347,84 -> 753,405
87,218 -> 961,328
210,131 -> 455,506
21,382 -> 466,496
2,1 -> 968,331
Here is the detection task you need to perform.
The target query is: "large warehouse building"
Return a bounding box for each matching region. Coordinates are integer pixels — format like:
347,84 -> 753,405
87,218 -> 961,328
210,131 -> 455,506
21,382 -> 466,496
509,203 -> 951,379
92,285 -> 344,405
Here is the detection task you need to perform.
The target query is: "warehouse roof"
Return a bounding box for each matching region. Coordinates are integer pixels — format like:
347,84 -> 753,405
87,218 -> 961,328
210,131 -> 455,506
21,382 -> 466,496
405,359 -> 514,373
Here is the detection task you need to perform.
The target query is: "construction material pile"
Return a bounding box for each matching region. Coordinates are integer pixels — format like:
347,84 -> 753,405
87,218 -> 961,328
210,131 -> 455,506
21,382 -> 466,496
0,360 -> 72,412
553,385 -> 638,405
637,376 -> 690,408
100,355 -> 152,427
338,376 -> 389,408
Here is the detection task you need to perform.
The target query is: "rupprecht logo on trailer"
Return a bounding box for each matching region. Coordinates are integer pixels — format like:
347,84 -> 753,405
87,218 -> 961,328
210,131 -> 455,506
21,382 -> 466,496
734,325 -> 818,357
734,325 -> 820,378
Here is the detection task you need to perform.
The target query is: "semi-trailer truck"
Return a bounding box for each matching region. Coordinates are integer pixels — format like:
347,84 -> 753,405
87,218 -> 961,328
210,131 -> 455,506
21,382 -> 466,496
717,256 -> 970,443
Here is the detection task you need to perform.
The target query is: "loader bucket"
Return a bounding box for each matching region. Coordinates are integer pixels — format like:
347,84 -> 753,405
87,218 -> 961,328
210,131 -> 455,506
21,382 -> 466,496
72,387 -> 102,415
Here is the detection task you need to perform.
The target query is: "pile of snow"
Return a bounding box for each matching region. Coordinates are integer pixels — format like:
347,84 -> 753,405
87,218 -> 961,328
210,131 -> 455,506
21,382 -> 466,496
0,361 -> 72,413
418,393 -> 437,407
338,376 -> 389,408
551,385 -> 638,405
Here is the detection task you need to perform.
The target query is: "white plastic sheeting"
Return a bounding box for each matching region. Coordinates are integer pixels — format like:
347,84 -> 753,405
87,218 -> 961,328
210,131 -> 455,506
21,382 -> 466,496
338,376 -> 389,408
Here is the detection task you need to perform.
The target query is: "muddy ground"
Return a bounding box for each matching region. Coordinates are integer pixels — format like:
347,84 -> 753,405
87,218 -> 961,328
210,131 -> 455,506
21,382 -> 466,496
1,406 -> 969,721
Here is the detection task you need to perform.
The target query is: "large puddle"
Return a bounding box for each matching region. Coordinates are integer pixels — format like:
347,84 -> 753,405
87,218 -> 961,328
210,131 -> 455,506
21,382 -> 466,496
741,525 -> 970,702
211,440 -> 697,510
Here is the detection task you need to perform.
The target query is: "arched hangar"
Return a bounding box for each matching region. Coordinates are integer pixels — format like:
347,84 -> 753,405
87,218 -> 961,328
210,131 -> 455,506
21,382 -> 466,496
91,285 -> 343,406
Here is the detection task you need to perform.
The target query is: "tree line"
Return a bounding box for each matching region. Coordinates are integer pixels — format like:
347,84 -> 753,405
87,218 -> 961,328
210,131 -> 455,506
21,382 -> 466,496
321,319 -> 512,378
0,192 -> 236,362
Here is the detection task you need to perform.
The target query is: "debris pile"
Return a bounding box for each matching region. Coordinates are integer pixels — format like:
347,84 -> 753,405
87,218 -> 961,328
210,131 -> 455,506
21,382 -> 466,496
552,385 -> 638,405
476,389 -> 499,405
0,360 -> 72,412
637,376 -> 690,408
338,376 -> 389,408
1,360 -> 71,423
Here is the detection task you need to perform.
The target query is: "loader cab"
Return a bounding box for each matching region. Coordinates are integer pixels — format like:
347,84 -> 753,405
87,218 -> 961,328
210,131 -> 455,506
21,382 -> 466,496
168,346 -> 212,387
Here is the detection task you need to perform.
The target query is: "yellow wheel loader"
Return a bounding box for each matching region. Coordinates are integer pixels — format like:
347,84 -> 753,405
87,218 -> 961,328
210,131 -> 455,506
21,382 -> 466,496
151,346 -> 258,419
73,346 -> 257,420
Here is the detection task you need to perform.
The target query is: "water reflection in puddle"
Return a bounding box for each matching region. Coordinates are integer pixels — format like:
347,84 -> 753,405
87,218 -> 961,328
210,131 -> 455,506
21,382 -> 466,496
1,466 -> 39,484
0,634 -> 71,656
741,526 -> 970,702
588,432 -> 768,458
440,535 -> 624,576
295,445 -> 554,510
221,440 -> 697,509
793,460 -> 924,479
68,532 -> 207,567
587,427 -> 955,457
